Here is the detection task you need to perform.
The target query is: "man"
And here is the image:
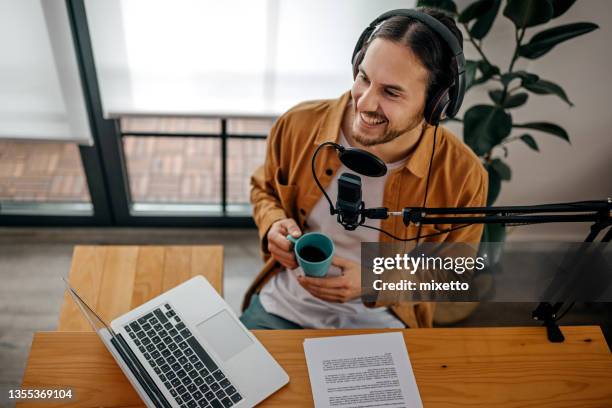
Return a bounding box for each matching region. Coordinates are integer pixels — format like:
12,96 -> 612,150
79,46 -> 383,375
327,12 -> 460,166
240,9 -> 487,329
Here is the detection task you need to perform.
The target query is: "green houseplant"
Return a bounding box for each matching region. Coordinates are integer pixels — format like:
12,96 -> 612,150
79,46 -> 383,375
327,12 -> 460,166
417,0 -> 599,242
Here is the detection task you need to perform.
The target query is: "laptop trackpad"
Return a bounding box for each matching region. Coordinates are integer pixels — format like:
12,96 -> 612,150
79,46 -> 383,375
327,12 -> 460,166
195,310 -> 253,362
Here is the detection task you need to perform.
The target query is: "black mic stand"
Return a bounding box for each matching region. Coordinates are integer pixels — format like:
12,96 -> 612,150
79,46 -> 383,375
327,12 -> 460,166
376,200 -> 612,343
311,141 -> 611,342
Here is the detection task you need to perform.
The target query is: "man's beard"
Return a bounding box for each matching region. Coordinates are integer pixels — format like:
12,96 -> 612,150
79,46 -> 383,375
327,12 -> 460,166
351,113 -> 422,147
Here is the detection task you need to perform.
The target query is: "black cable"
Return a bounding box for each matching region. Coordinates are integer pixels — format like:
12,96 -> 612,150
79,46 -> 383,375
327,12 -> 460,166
416,124 -> 439,244
311,141 -> 341,215
360,222 -> 472,242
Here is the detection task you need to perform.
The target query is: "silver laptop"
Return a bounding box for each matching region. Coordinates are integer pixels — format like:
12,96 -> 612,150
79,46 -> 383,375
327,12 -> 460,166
63,275 -> 289,408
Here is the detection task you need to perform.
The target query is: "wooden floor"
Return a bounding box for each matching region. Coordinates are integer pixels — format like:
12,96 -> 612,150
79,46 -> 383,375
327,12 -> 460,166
0,117 -> 270,204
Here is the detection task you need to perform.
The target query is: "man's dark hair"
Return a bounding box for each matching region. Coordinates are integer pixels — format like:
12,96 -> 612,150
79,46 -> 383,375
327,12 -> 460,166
358,8 -> 463,105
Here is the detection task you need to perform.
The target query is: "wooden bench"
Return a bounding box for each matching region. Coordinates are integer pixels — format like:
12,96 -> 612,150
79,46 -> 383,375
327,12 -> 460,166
57,245 -> 223,331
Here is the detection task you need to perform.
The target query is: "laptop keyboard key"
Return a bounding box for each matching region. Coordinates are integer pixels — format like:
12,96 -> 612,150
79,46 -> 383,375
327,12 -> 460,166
186,337 -> 218,372
229,393 -> 242,403
221,397 -> 233,408
205,391 -> 215,400
142,323 -> 152,331
215,389 -> 225,399
211,383 -> 220,392
187,383 -> 197,393
225,386 -> 236,395
219,379 -> 230,388
171,378 -> 181,387
129,331 -> 137,339
169,343 -> 178,351
155,357 -> 165,366
179,356 -> 188,364
192,390 -> 203,401
137,331 -> 147,339
176,385 -> 187,395
138,345 -> 146,353
146,344 -> 155,352
194,377 -> 204,386
184,363 -> 193,372
212,371 -> 224,381
204,375 -> 214,385
179,341 -> 188,350
151,350 -> 160,359
162,349 -> 171,358
180,328 -> 192,339
187,401 -> 197,408
154,308 -> 168,324
209,399 -> 222,408
190,355 -> 199,363
152,336 -> 161,344
167,371 -> 176,380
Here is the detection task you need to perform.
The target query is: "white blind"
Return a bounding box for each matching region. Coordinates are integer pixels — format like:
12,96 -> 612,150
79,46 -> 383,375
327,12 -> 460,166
85,0 -> 414,118
0,0 -> 92,144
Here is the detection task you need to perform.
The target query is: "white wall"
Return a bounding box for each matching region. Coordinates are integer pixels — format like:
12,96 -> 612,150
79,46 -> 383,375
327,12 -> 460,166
447,0 -> 611,240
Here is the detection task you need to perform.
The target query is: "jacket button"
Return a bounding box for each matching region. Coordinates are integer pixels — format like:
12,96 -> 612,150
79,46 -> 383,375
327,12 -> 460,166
299,208 -> 306,216
325,168 -> 333,176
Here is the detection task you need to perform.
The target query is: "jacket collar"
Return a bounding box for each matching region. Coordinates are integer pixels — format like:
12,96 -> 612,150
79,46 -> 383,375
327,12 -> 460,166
314,91 -> 436,179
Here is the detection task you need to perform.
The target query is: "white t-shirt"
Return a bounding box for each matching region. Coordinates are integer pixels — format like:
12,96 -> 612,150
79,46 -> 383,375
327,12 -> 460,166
258,132 -> 406,329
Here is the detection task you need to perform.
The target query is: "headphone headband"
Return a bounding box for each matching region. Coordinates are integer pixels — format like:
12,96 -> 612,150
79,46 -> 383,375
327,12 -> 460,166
351,9 -> 466,122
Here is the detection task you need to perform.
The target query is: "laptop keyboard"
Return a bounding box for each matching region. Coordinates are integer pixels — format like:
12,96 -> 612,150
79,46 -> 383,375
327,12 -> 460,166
124,303 -> 243,408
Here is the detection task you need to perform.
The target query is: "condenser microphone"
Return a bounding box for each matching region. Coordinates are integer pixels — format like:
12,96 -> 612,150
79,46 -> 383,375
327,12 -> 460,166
336,173 -> 363,230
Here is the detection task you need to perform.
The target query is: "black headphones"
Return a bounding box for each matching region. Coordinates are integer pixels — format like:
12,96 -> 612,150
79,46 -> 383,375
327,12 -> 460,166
351,9 -> 466,126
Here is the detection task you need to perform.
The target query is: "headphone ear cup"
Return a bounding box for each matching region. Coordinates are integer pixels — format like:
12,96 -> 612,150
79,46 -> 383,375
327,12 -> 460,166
424,88 -> 450,126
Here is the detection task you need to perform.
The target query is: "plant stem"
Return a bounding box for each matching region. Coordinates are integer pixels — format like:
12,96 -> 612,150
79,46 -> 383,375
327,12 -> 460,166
462,23 -> 493,67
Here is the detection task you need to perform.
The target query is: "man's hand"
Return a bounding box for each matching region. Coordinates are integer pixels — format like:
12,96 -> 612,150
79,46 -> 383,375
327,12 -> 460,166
267,218 -> 302,269
297,256 -> 361,303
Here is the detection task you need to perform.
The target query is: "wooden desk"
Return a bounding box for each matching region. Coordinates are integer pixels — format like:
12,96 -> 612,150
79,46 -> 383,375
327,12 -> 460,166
19,326 -> 612,407
57,245 -> 223,331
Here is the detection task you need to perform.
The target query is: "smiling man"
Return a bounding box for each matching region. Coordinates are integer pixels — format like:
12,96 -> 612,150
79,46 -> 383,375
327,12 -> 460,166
240,8 -> 488,329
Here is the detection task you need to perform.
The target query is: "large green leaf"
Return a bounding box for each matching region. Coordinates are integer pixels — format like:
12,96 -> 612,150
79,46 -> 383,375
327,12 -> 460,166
488,90 -> 504,105
503,0 -> 553,28
551,0 -> 576,18
500,70 -> 539,87
464,105 -> 512,156
514,122 -> 570,143
519,22 -> 599,59
416,0 -> 458,14
519,134 -> 539,151
488,90 -> 528,109
490,158 -> 512,180
504,92 -> 529,108
459,0 -> 501,39
522,78 -> 573,106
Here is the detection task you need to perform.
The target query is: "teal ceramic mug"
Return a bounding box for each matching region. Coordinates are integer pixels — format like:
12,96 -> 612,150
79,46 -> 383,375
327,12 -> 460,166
286,232 -> 335,277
